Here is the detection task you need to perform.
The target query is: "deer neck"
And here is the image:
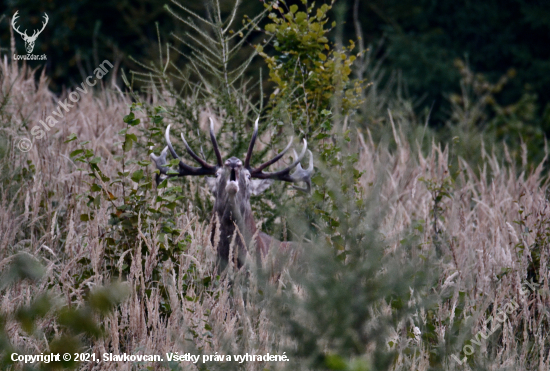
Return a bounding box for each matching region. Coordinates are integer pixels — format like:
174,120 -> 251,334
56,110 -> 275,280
213,195 -> 259,267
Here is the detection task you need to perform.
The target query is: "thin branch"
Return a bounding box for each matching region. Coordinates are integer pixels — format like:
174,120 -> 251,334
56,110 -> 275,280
169,0 -> 215,27
166,7 -> 220,46
215,0 -> 223,25
228,51 -> 257,84
128,56 -> 159,73
171,32 -> 221,64
222,0 -> 241,34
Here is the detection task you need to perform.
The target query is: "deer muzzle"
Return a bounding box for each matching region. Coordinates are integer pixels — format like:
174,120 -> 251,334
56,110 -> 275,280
226,168 -> 239,195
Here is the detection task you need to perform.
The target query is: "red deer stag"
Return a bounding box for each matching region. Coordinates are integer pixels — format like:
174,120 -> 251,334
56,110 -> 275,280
150,118 -> 313,269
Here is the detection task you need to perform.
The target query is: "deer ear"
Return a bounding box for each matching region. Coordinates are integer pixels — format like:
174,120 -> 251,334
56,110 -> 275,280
250,179 -> 273,196
206,177 -> 217,193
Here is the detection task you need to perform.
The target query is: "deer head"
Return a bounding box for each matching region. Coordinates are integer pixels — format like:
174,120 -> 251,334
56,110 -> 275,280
12,11 -> 49,54
150,118 -> 313,268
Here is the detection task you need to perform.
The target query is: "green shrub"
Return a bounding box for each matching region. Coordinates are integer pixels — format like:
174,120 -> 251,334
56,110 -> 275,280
66,103 -> 213,316
0,254 -> 128,370
256,0 -> 362,137
443,59 -> 550,170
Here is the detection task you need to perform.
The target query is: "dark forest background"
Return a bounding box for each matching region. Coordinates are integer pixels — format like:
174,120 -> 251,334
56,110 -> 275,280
1,0 -> 549,146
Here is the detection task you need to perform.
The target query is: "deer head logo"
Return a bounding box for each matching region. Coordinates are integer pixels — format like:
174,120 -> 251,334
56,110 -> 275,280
12,11 -> 49,54
150,118 -> 313,269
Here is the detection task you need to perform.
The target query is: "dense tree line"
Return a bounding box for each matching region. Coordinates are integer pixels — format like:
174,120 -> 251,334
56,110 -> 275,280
1,0 -> 548,131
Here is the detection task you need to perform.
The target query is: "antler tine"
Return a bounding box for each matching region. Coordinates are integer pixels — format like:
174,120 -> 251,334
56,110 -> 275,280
244,117 -> 259,168
36,13 -> 48,35
250,138 -> 308,179
150,146 -> 170,184
11,11 -> 26,37
209,117 -> 223,167
251,136 -> 293,172
164,124 -> 180,159
150,125 -> 218,185
180,132 -> 216,170
290,149 -> 314,193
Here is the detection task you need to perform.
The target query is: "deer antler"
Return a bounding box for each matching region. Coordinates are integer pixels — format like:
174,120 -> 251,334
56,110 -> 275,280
11,11 -> 27,38
11,11 -> 48,40
246,118 -> 314,193
288,149 -> 314,193
30,13 -> 49,39
150,123 -> 220,184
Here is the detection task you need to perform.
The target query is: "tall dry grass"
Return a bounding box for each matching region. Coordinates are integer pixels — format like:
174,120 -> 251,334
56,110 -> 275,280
1,54 -> 549,371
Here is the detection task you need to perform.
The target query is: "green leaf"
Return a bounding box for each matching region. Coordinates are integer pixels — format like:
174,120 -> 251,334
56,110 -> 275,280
123,138 -> 133,152
295,11 -> 307,23
131,170 -> 144,182
64,133 -> 78,143
312,190 -> 324,202
123,112 -> 135,123
312,174 -> 324,186
93,194 -> 101,207
126,133 -> 138,142
88,283 -> 129,315
315,133 -> 330,140
15,295 -> 51,333
168,158 -> 180,166
69,149 -> 84,157
265,24 -> 277,33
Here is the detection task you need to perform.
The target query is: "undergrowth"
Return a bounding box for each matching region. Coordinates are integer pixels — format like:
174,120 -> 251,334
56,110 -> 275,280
1,1 -> 549,370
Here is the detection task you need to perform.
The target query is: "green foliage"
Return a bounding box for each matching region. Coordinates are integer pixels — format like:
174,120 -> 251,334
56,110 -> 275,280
264,165 -> 440,371
257,0 -> 362,136
307,130 -> 364,252
128,5 -> 436,369
3,1 -> 550,367
67,103 -> 212,316
130,0 -> 300,239
131,0 -> 267,161
443,60 -> 550,169
0,255 -> 128,370
4,0 -> 550,172
245,0 -> 367,248
0,253 -> 44,290
355,0 -> 550,125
